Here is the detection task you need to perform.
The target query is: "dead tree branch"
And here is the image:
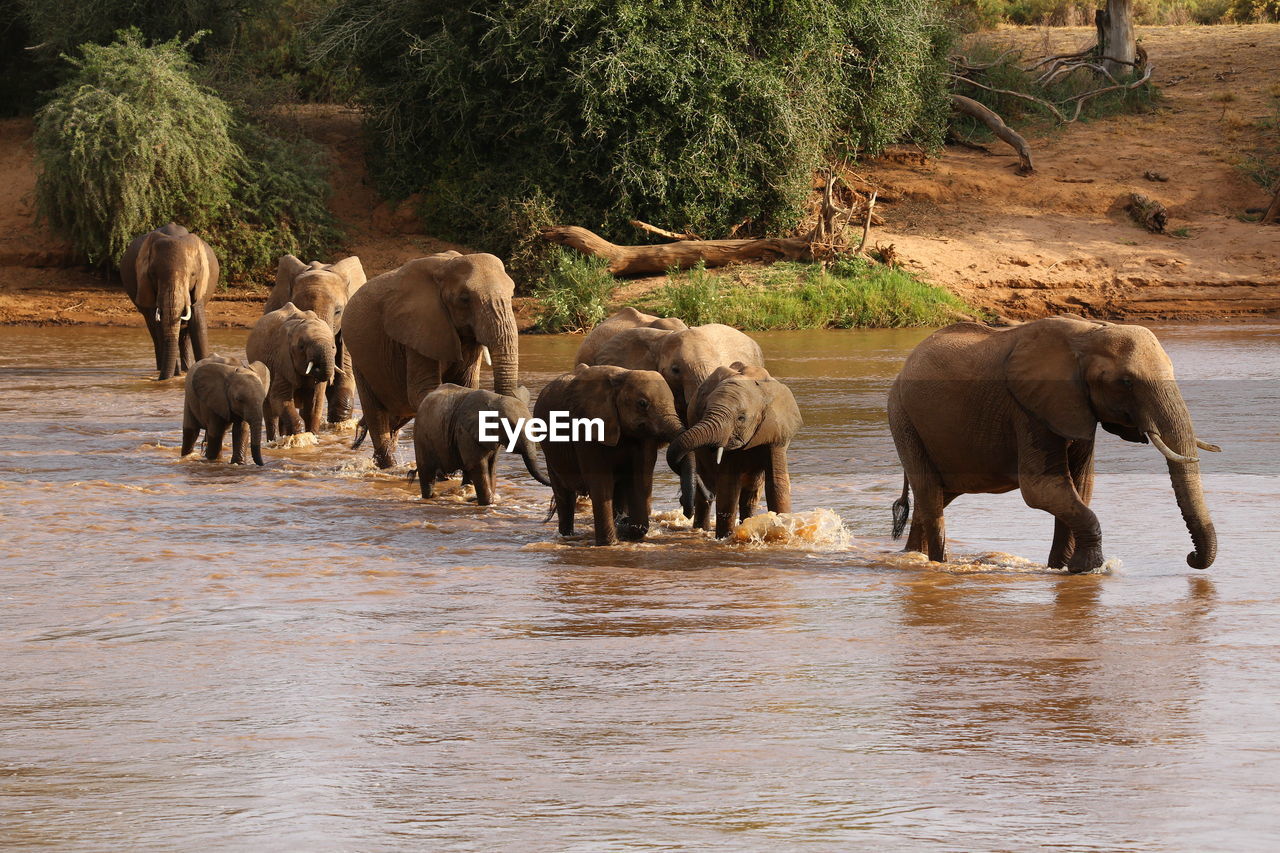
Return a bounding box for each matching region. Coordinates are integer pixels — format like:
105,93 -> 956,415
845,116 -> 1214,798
630,220 -> 701,241
950,94 -> 1035,175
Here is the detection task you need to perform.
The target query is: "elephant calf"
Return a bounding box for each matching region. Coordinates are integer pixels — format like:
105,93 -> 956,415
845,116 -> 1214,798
412,384 -> 551,505
667,363 -> 803,538
181,356 -> 271,465
246,303 -> 337,441
536,364 -> 685,546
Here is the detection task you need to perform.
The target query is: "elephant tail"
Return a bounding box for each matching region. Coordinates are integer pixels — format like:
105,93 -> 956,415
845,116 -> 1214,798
352,419 -> 368,450
407,468 -> 417,483
891,474 -> 910,540
543,494 -> 558,524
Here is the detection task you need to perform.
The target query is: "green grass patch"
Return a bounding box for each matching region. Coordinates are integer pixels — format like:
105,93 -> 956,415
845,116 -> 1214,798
639,258 -> 973,331
531,249 -> 617,334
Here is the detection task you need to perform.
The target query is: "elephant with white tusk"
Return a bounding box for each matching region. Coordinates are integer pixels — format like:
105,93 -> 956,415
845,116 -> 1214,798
888,315 -> 1219,573
119,223 -> 218,380
343,251 -> 522,468
246,303 -> 337,441
265,254 -> 367,424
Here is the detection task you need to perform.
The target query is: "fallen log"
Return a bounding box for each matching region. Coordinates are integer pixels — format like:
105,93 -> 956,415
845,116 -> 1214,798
951,94 -> 1034,176
540,226 -> 816,276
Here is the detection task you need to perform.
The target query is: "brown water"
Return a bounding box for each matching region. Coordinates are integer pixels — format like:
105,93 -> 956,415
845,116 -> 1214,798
2,324 -> 1278,850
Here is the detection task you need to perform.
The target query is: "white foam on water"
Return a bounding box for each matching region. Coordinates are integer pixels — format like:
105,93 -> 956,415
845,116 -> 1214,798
729,509 -> 851,550
270,432 -> 319,449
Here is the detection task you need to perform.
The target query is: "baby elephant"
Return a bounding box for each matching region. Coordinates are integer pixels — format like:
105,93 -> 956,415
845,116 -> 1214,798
536,364 -> 685,545
667,363 -> 802,538
246,302 -> 337,440
412,384 -> 551,505
181,355 -> 271,465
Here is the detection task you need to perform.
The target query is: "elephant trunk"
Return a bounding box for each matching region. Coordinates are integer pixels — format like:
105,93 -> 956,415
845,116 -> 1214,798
479,303 -> 518,397
667,405 -> 733,471
157,292 -> 185,380
1148,385 -> 1216,569
249,417 -> 264,466
517,433 -> 551,487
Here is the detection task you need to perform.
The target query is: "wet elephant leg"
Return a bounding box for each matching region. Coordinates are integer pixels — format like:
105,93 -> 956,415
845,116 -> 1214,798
588,474 -> 619,546
738,467 -> 764,524
554,485 -> 576,536
1047,439 -> 1098,570
189,303 -> 210,363
230,421 -> 248,464
327,338 -> 356,423
714,464 -> 744,539
621,443 -> 656,541
143,312 -> 164,372
204,420 -> 228,461
179,324 -> 194,373
472,457 -> 495,506
1019,437 -> 1102,573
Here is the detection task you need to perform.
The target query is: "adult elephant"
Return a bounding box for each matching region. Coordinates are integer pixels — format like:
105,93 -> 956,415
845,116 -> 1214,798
119,223 -> 218,380
574,307 -> 687,365
888,315 -> 1219,573
265,254 -> 366,424
343,251 -> 520,468
667,363 -> 802,538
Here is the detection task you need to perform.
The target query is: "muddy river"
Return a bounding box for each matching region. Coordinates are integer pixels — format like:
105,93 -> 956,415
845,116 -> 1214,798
2,324 -> 1278,849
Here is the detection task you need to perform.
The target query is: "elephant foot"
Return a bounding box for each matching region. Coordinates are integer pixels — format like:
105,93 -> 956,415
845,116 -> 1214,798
618,518 -> 649,541
1066,543 -> 1104,573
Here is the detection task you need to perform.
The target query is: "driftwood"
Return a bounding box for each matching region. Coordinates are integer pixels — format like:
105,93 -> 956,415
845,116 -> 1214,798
951,94 -> 1034,175
543,173 -> 874,275
630,220 -> 701,241
1127,193 -> 1168,233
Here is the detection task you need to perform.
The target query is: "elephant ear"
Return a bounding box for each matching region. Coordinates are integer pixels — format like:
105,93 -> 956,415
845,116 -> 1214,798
382,255 -> 464,362
134,234 -> 158,307
247,360 -> 271,393
731,361 -> 771,381
330,255 -> 367,295
266,255 -> 308,313
1006,322 -> 1097,441
689,364 -> 738,422
569,369 -> 622,446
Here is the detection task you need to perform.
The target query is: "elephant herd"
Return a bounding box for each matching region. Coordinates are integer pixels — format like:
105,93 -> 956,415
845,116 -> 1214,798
127,224 -> 1220,572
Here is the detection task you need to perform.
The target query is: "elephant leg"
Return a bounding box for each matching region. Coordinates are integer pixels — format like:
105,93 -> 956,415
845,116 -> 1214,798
588,475 -> 619,546
327,338 -> 356,423
204,420 -> 227,461
295,385 -> 322,434
353,369 -> 397,468
764,444 -> 793,515
891,414 -> 947,561
230,421 -> 248,465
554,485 -> 576,536
181,405 -> 201,457
738,469 -> 764,524
488,452 -> 499,501
405,350 -> 442,412
472,460 -> 494,506
1019,437 -> 1102,573
1047,440 -> 1098,570
620,444 -> 655,541
414,440 -> 437,499
714,465 -> 744,539
189,303 -> 210,363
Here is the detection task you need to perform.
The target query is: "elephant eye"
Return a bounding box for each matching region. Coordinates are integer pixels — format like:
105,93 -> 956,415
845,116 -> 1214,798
637,398 -> 649,410
1121,376 -> 1134,388
737,414 -> 747,422
670,365 -> 680,373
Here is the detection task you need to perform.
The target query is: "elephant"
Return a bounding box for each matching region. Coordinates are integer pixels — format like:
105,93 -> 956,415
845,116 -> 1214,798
412,384 -> 551,505
574,307 -> 687,365
119,223 -> 219,380
535,364 -> 686,545
584,320 -> 765,516
246,303 -> 337,441
265,254 -> 366,424
181,355 -> 271,465
344,251 -> 521,468
667,362 -> 803,538
887,315 -> 1219,573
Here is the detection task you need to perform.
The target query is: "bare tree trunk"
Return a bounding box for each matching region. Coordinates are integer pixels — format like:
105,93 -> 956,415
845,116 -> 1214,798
1097,0 -> 1136,78
541,226 -> 816,276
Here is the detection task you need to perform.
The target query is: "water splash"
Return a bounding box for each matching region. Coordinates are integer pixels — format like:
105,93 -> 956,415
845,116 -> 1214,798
730,509 -> 851,549
271,432 -> 319,449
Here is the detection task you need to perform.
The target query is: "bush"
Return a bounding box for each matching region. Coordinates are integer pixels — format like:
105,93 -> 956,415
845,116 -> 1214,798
531,249 -> 617,333
34,29 -> 339,279
315,0 -> 952,279
34,30 -> 236,265
640,258 -> 972,330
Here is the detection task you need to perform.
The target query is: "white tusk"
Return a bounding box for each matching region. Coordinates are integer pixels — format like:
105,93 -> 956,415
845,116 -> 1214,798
1195,439 -> 1222,453
1147,432 -> 1198,464
305,361 -> 314,375
715,446 -> 724,465
481,345 -> 492,366
154,308 -> 161,322
181,303 -> 192,322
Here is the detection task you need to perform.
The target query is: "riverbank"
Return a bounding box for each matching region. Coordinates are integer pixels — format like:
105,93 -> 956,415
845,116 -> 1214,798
2,25 -> 1277,329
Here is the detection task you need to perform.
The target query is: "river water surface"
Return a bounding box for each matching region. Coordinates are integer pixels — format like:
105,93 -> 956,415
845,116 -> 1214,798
2,324 -> 1278,850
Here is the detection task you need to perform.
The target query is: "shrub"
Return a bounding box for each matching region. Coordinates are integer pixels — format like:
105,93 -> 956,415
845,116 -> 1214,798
315,0 -> 953,277
34,29 -> 339,279
640,258 -> 972,330
34,30 -> 236,265
531,249 -> 617,333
